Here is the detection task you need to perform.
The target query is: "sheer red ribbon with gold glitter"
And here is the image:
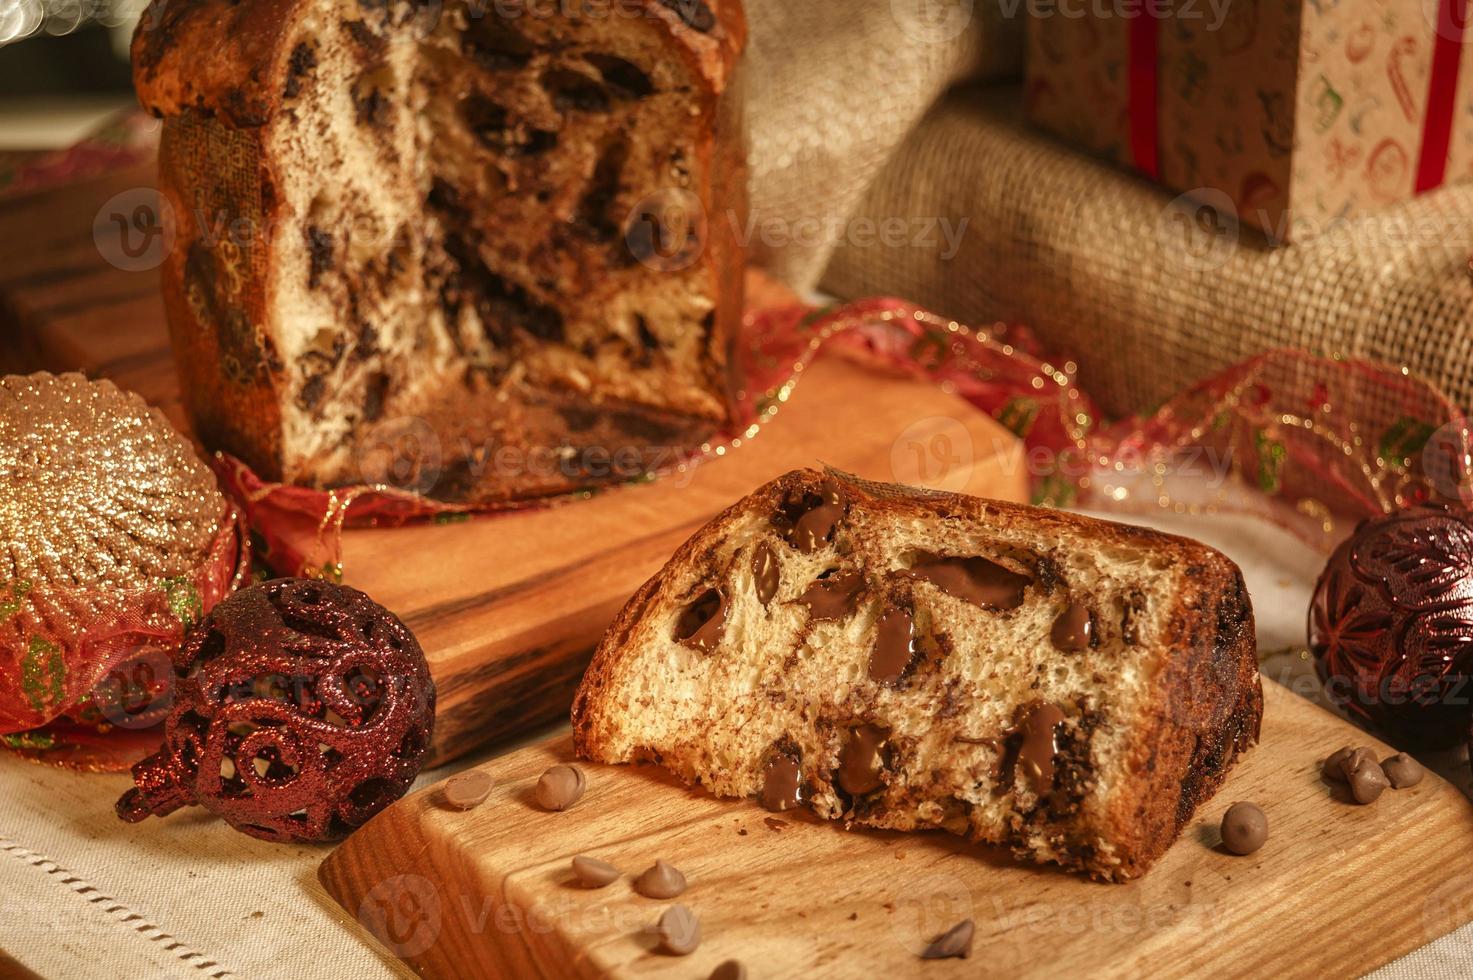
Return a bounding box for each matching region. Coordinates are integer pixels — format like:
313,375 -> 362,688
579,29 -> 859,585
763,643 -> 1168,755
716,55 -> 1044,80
0,507 -> 251,770
215,297 -> 1473,583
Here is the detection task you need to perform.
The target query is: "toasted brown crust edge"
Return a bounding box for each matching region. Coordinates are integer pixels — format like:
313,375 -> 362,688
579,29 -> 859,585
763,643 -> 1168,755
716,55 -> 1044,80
570,467 -> 1263,881
1095,557 -> 1262,881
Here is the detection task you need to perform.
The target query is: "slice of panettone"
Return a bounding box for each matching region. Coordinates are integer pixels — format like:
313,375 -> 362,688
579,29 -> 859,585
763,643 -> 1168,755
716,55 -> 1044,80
572,467 -> 1261,881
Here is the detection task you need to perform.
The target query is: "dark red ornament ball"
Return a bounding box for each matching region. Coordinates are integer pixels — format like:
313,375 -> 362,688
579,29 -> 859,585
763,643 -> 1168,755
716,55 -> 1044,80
1309,505 -> 1473,748
116,578 -> 435,842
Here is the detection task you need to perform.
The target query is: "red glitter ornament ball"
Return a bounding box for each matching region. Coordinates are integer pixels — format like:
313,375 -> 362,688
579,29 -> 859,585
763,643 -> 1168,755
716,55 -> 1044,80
116,578 -> 435,842
1309,505 -> 1473,748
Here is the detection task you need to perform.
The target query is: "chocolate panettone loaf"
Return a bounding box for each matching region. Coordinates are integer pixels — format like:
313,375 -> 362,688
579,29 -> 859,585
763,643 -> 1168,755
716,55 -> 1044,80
132,0 -> 746,501
572,468 -> 1262,881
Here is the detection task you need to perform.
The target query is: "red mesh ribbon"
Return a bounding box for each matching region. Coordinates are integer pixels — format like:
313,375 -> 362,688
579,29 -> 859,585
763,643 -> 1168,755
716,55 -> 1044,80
0,505 -> 252,770
215,298 -> 1473,581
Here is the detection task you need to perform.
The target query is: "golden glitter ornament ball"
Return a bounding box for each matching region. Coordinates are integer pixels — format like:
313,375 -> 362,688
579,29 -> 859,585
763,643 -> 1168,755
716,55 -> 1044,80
0,373 -> 244,743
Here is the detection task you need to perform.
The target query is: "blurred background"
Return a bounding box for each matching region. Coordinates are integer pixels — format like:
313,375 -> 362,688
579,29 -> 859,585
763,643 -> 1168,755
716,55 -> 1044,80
0,0 -> 141,147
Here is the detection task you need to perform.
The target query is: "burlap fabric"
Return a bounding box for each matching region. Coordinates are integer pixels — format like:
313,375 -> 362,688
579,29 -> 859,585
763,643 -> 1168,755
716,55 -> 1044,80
744,0 -> 1020,290
821,85 -> 1473,419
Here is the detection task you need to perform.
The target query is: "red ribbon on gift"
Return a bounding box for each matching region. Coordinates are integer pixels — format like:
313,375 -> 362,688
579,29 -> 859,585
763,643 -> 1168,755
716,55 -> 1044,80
1127,6 -> 1161,179
1417,0 -> 1469,194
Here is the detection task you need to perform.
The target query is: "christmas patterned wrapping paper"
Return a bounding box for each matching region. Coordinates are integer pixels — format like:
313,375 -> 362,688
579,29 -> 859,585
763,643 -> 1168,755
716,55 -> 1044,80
1024,0 -> 1473,241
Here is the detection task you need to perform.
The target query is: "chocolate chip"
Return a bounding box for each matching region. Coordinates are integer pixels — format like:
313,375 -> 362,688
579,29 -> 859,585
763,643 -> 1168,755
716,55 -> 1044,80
442,769 -> 493,810
461,94 -> 513,151
902,554 -> 1030,610
1322,746 -> 1354,782
344,19 -> 381,51
654,904 -> 700,955
868,607 -> 916,684
634,859 -> 687,899
571,855 -> 620,888
306,225 -> 335,289
587,54 -> 654,98
574,141 -> 627,242
542,68 -> 611,114
362,371 -> 390,422
837,724 -> 890,796
353,79 -> 388,127
1010,701 -> 1066,797
463,14 -> 534,69
708,961 -> 747,980
517,128 -> 559,157
426,177 -> 464,215
658,0 -> 716,32
1382,752 -> 1424,788
347,66 -> 388,128
674,588 -> 727,652
1347,757 -> 1389,804
1219,801 -> 1267,855
296,374 -> 327,413
752,542 -> 780,605
1323,745 -> 1378,784
634,313 -> 660,351
759,754 -> 803,812
1050,602 -> 1093,652
285,41 -> 317,99
797,569 -> 863,621
921,919 -> 974,959
454,260 -> 565,344
536,764 -> 586,811
785,478 -> 847,552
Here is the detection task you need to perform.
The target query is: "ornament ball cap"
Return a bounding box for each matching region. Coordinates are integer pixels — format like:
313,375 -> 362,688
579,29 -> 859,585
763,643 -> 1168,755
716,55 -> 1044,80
115,750 -> 192,823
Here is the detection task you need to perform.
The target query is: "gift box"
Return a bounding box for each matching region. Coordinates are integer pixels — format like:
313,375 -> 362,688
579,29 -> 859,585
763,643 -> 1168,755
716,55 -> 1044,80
1023,0 -> 1473,242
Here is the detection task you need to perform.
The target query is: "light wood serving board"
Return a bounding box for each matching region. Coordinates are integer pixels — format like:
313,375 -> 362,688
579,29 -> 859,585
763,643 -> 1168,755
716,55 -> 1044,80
0,165 -> 1028,765
320,682 -> 1473,979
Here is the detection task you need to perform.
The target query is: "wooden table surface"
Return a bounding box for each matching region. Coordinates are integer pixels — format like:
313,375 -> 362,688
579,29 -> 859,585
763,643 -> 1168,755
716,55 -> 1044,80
322,682 -> 1473,979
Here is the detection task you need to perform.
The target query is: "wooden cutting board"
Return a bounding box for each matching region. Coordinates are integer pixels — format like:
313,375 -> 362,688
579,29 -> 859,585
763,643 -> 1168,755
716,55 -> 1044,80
0,164 -> 1028,765
319,682 -> 1473,979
